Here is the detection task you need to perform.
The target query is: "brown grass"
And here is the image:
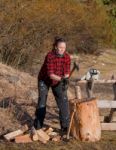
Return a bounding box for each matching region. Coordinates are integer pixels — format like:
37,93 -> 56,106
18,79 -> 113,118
0,131 -> 116,150
0,0 -> 114,70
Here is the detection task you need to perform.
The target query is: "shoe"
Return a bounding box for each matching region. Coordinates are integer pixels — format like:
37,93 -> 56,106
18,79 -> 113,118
60,127 -> 69,142
61,127 -> 68,135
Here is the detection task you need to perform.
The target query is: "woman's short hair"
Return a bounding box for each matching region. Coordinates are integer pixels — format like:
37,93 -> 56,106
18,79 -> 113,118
52,36 -> 66,50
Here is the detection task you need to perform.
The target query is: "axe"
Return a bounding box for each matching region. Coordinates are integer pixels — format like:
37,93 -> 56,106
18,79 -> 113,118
62,61 -> 79,91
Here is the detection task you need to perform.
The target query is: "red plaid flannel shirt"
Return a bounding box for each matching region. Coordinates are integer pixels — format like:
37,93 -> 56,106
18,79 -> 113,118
38,50 -> 71,86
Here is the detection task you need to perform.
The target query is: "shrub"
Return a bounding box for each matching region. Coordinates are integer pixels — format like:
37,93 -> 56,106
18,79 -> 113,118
0,0 -> 115,69
111,7 -> 116,17
102,0 -> 111,5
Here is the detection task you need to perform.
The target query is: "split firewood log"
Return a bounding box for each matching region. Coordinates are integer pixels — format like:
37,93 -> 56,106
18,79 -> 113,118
30,128 -> 50,143
4,124 -> 28,141
45,127 -> 54,135
15,134 -> 32,143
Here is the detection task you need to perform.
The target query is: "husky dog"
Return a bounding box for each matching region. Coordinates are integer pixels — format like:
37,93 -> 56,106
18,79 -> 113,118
81,69 -> 100,80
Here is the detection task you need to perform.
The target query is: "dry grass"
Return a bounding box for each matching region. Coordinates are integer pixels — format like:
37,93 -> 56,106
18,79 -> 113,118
71,49 -> 116,80
0,131 -> 116,150
0,0 -> 114,70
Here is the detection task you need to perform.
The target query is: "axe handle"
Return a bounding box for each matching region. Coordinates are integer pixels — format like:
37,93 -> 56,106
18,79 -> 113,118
67,111 -> 75,139
67,103 -> 76,139
69,66 -> 76,79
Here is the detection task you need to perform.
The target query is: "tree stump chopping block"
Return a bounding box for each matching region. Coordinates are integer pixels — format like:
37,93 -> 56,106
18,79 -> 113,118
69,98 -> 101,142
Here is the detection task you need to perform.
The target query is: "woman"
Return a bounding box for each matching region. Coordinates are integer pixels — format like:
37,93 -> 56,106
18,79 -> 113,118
33,37 -> 71,137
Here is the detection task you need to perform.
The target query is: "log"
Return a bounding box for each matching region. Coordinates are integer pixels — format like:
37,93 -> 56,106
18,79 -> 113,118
15,134 -> 32,143
69,98 -> 101,142
37,129 -> 50,141
31,128 -> 50,143
15,129 -> 50,144
78,80 -> 116,84
45,127 -> 54,134
97,100 -> 116,108
4,124 -> 28,141
101,123 -> 116,130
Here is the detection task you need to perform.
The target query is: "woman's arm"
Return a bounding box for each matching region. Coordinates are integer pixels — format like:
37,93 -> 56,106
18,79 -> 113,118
50,74 -> 62,81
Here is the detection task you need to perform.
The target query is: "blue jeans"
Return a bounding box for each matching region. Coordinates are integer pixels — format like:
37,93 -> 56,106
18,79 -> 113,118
34,80 -> 70,130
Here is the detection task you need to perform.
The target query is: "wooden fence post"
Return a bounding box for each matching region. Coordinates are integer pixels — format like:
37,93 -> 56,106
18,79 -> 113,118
74,85 -> 82,99
86,79 -> 94,98
110,82 -> 116,122
107,76 -> 116,122
113,82 -> 116,101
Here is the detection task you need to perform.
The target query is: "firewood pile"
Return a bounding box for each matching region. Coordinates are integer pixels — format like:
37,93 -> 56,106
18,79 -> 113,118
0,98 -> 61,143
3,125 -> 61,144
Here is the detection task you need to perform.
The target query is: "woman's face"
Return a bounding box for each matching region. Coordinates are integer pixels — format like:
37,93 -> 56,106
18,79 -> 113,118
56,42 -> 66,55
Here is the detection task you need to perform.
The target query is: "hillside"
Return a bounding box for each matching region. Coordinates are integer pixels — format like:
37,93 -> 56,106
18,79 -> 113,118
77,49 -> 116,79
0,0 -> 115,71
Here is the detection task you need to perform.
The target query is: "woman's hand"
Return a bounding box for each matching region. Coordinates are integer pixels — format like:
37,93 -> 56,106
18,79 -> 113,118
50,74 -> 62,81
64,74 -> 70,78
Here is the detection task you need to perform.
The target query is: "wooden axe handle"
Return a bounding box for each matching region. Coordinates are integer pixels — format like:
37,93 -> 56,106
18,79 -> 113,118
69,66 -> 76,78
67,103 -> 76,139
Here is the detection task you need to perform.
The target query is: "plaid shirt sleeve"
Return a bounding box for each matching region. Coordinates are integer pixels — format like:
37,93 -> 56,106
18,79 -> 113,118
64,54 -> 71,75
46,53 -> 55,76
